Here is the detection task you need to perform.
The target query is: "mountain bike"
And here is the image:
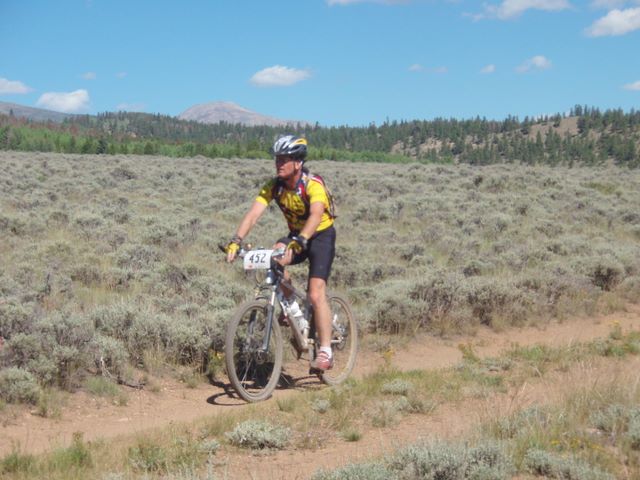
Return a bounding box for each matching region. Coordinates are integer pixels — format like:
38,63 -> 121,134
223,245 -> 358,402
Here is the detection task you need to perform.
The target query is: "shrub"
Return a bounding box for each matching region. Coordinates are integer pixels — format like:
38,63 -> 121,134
388,441 -> 512,480
0,450 -> 36,474
0,302 -> 33,340
116,244 -> 161,270
0,367 -> 41,404
225,420 -> 290,450
92,334 -> 129,378
381,378 -> 413,396
370,279 -> 424,334
128,438 -> 168,472
91,302 -> 137,338
371,400 -> 401,428
494,405 -> 550,439
628,415 -> 640,450
2,332 -> 45,367
198,439 -> 220,455
590,403 -> 628,435
409,271 -> 466,327
311,398 -> 331,414
524,448 -> 613,480
312,462 -> 393,480
48,432 -> 92,470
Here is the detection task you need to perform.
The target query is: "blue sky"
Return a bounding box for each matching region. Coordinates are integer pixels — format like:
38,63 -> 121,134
1,0 -> 639,126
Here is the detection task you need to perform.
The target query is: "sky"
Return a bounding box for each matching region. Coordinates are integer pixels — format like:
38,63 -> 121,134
1,0 -> 639,126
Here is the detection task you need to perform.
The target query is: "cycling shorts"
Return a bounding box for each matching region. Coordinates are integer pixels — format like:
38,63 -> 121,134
278,226 -> 336,282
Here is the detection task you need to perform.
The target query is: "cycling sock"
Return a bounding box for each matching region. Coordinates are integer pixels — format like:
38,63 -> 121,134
320,346 -> 332,358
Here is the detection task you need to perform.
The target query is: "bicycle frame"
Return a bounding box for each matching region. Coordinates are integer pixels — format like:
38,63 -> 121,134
224,244 -> 358,401
249,252 -> 314,359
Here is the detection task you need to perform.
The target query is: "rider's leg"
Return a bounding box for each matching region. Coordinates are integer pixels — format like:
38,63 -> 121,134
280,269 -> 294,298
308,277 -> 331,351
274,240 -> 295,298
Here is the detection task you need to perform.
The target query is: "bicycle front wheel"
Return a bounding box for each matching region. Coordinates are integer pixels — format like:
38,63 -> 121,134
225,300 -> 283,402
320,293 -> 358,386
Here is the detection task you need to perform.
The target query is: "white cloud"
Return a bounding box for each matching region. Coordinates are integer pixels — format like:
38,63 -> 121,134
516,55 -> 552,72
408,64 -> 448,73
36,89 -> 90,113
250,65 -> 311,87
116,102 -> 146,111
591,0 -> 640,8
327,0 -> 408,5
116,72 -> 127,79
0,77 -> 32,94
591,0 -> 626,8
624,80 -> 640,90
82,72 -> 96,80
478,0 -> 571,19
481,64 -> 496,74
585,7 -> 640,36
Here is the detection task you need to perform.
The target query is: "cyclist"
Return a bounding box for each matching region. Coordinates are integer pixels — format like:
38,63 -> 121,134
225,135 -> 336,371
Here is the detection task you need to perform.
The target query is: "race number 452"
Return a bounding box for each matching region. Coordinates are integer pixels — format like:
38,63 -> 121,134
243,250 -> 272,270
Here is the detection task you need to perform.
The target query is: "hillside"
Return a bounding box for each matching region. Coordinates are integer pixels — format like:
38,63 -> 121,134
0,101 -> 74,123
0,104 -> 638,166
178,101 -> 306,127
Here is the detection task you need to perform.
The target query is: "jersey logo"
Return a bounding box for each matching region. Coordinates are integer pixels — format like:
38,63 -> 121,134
272,172 -> 337,225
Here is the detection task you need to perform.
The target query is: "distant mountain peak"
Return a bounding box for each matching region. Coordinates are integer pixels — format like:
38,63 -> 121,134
178,101 -> 306,127
0,101 -> 75,123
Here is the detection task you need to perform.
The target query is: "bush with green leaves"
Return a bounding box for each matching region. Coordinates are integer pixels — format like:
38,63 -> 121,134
590,403 -> 640,450
381,378 -> 413,396
2,152 -> 640,397
312,462 -> 394,480
225,420 -> 290,450
389,441 -> 512,480
524,448 -> 614,480
0,367 -> 41,404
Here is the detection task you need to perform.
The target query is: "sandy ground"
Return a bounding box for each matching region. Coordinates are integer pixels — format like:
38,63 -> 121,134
1,304 -> 639,478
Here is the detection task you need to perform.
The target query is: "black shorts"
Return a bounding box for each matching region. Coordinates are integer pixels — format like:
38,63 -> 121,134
278,226 -> 336,281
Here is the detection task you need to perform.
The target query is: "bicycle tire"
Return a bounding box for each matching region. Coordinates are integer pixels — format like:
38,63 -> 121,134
320,293 -> 358,386
225,300 -> 283,402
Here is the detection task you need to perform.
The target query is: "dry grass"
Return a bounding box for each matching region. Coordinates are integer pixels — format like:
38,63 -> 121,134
1,151 -> 640,401
1,328 -> 638,479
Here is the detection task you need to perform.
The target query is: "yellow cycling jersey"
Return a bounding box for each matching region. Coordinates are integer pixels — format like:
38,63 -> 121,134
256,174 -> 335,233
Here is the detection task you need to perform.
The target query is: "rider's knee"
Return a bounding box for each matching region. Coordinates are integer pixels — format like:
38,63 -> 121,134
307,283 -> 326,307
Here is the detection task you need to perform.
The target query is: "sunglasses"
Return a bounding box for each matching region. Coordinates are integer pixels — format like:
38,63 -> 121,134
275,156 -> 297,164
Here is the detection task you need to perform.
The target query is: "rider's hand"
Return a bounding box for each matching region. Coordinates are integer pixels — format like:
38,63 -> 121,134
287,235 -> 308,255
225,236 -> 242,263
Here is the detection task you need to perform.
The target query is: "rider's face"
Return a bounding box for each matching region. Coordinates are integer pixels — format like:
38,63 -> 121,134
275,155 -> 300,180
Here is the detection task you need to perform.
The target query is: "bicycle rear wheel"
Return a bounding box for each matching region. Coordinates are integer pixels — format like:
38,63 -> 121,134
225,300 -> 283,402
320,293 -> 358,386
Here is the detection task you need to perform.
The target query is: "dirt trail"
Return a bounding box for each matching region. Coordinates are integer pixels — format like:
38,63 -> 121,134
1,304 -> 639,466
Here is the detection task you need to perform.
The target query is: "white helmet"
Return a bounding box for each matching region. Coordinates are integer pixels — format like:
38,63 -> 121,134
272,135 -> 308,161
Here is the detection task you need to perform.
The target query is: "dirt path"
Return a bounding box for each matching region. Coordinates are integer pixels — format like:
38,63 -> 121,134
221,352 -> 640,480
1,304 -> 639,464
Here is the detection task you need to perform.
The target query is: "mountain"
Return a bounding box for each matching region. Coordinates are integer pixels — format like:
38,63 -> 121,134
0,101 -> 75,123
178,101 -> 307,127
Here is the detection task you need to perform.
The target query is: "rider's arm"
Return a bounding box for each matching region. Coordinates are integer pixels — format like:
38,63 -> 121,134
299,201 -> 325,240
227,201 -> 267,262
235,200 -> 267,240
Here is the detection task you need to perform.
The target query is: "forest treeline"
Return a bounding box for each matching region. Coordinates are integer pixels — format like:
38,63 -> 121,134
0,105 -> 638,166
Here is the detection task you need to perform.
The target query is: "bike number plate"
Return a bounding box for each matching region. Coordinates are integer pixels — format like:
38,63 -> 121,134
243,250 -> 272,270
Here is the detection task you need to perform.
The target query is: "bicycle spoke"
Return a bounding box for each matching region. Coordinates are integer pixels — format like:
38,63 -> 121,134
225,300 -> 283,402
320,294 -> 358,386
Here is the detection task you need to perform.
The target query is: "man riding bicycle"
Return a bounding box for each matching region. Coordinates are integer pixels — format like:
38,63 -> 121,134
225,135 -> 336,371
